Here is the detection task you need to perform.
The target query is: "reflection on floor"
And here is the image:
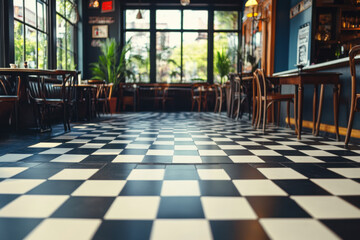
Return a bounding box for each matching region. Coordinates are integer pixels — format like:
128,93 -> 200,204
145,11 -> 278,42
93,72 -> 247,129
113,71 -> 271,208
0,112 -> 359,240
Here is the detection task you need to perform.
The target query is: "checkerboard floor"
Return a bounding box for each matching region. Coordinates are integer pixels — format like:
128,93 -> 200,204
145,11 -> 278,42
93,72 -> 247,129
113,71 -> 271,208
0,112 -> 360,240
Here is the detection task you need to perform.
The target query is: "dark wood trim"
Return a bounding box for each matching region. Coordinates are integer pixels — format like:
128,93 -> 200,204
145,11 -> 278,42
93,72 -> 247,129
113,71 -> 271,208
150,7 -> 156,83
48,0 -> 57,69
0,0 -> 14,67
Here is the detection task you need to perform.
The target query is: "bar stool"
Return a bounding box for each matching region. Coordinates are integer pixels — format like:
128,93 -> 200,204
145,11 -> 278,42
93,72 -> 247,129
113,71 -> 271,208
345,45 -> 360,146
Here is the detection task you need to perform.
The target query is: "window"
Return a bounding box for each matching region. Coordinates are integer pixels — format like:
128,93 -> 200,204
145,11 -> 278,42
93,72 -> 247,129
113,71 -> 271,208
124,8 -> 240,83
56,0 -> 77,70
14,0 -> 48,69
125,10 -> 150,83
214,11 -> 239,83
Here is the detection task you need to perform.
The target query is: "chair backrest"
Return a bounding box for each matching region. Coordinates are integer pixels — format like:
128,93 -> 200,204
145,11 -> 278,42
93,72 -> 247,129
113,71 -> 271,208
212,83 -> 222,99
253,69 -> 267,99
349,45 -> 360,99
97,83 -> 113,100
119,82 -> 138,98
191,82 -> 210,98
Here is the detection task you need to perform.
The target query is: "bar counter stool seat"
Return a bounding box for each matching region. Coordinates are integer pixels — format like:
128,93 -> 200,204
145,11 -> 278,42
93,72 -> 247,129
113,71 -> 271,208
345,45 -> 360,146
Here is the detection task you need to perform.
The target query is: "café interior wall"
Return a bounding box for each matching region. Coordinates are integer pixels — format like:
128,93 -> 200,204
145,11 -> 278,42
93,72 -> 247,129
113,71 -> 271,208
274,0 -> 290,73
288,0 -> 312,70
82,0 -> 121,80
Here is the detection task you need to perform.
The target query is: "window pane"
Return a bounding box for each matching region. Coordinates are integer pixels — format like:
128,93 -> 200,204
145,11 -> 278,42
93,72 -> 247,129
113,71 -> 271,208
25,26 -> 37,68
214,11 -> 238,30
126,10 -> 150,29
25,0 -> 36,26
66,23 -> 75,52
126,32 -> 150,83
183,10 -> 208,30
56,0 -> 65,15
67,52 -> 75,70
156,32 -> 181,83
214,32 -> 238,83
156,10 -> 181,29
14,21 -> 24,67
183,32 -> 208,82
38,32 -> 48,69
56,15 -> 66,69
14,0 -> 23,21
37,2 -> 46,32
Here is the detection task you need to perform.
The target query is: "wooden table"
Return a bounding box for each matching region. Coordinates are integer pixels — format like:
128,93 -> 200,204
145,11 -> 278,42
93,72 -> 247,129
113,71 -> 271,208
270,72 -> 341,140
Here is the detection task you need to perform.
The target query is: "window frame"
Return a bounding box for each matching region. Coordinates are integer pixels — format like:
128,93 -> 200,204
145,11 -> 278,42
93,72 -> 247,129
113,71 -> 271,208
13,0 -> 49,69
123,6 -> 242,84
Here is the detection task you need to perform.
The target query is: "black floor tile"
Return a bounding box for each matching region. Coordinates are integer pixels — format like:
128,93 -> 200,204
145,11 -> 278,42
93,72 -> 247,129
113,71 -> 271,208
210,220 -> 270,240
143,156 -> 172,163
0,218 -> 42,240
321,219 -> 360,240
51,197 -> 115,218
199,180 -> 240,196
164,169 -> 199,180
120,181 -> 163,196
273,180 -> 331,195
157,197 -> 204,218
27,180 -> 84,195
11,168 -> 63,179
0,195 -> 18,208
221,164 -> 266,179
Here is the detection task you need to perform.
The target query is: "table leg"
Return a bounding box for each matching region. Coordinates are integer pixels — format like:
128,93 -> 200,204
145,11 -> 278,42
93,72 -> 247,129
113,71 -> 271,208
297,84 -> 303,140
315,84 -> 324,136
333,83 -> 340,141
252,77 -> 256,125
312,85 -> 318,135
293,85 -> 298,134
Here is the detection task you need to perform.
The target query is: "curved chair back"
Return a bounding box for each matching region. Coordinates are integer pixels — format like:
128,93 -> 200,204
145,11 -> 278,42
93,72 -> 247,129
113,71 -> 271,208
191,82 -> 210,98
349,45 -> 360,102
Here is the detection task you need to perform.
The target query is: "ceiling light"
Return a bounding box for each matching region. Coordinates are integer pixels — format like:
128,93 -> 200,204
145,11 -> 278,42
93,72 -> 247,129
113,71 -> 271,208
180,0 -> 190,6
245,0 -> 258,7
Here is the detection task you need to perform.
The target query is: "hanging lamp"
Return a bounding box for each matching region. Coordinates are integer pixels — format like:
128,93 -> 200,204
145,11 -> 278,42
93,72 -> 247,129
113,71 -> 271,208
180,0 -> 190,6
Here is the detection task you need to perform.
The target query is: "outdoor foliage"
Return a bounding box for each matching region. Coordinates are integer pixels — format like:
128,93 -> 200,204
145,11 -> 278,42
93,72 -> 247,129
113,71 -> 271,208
215,49 -> 231,84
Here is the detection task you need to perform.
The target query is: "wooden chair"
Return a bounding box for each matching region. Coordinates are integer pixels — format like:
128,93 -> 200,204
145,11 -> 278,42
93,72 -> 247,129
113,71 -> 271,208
345,45 -> 360,146
253,69 -> 294,131
191,82 -> 210,112
213,83 -> 224,114
0,76 -> 21,129
96,83 -> 113,115
119,83 -> 138,111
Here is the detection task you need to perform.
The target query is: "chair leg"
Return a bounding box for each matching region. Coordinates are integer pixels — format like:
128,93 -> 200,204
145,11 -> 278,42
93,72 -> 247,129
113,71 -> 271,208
263,100 -> 268,132
277,101 -> 280,126
286,101 -> 290,128
214,99 -> 218,113
345,97 -> 356,147
315,84 -> 325,136
219,98 -> 222,114
236,98 -> 241,121
255,99 -> 262,129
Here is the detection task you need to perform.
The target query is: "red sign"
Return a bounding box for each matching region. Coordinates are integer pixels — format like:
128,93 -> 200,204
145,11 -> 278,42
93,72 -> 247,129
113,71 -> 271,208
102,1 -> 114,12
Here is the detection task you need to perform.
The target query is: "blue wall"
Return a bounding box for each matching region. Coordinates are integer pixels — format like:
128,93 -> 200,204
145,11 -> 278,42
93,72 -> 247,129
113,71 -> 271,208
274,0 -> 290,73
288,0 -> 312,70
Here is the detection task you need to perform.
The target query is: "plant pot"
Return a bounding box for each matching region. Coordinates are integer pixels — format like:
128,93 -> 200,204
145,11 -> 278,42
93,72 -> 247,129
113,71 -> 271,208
109,97 -> 117,114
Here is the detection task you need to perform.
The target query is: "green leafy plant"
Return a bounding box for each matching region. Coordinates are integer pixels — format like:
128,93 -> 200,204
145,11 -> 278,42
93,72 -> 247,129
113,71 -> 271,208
90,38 -> 133,85
216,49 -> 231,84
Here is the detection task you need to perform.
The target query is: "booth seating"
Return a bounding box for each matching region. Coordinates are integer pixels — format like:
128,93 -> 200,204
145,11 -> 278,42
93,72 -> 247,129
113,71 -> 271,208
191,82 -> 210,112
0,76 -> 21,129
119,83 -> 138,111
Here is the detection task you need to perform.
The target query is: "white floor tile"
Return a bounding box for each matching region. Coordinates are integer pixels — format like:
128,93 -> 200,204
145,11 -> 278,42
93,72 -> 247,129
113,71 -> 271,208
150,219 -> 212,240
91,149 -> 122,155
0,179 -> 45,194
0,167 -> 28,178
201,197 -> 257,220
258,168 -> 307,179
312,145 -> 344,150
0,195 -> 68,218
344,156 -> 360,162
233,179 -> 288,196
277,141 -> 306,146
109,140 -> 133,144
0,154 -> 33,162
94,137 -> 116,140
197,169 -> 230,180
260,218 -> 340,240
67,139 -> 91,144
291,196 -> 360,219
300,150 -> 337,157
26,218 -> 101,240
161,180 -> 200,196
49,169 -> 98,180
311,179 -> 360,195
198,150 -> 227,156
172,156 -> 202,164
285,156 -> 324,163
126,144 -> 150,149
72,180 -> 126,196
50,155 -> 88,163
127,169 -> 165,180
194,141 -> 216,145
39,148 -> 73,155
52,135 -> 78,140
235,141 -> 261,146
112,155 -> 144,163
229,156 -> 265,163
28,142 -> 62,148
264,145 -> 295,150
249,150 -> 282,156
328,168 -> 360,178
146,150 -> 174,156
218,145 -> 246,150
104,196 -> 160,220
79,143 -> 105,149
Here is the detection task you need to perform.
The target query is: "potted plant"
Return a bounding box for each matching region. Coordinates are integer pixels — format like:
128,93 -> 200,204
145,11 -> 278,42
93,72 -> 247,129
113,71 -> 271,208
215,49 -> 231,84
90,38 -> 133,113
